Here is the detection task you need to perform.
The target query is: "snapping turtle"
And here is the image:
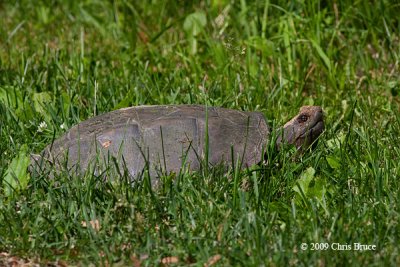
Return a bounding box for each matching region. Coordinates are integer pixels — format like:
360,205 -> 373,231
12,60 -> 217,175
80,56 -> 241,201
32,105 -> 324,179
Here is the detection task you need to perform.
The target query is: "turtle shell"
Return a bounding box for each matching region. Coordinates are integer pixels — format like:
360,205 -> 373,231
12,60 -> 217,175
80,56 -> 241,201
40,105 -> 270,178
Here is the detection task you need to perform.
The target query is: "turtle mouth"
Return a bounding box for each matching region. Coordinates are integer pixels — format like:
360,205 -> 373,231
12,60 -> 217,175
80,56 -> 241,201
299,119 -> 324,140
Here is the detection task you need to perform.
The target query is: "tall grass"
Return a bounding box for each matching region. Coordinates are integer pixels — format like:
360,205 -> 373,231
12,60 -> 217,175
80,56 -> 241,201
1,0 -> 399,265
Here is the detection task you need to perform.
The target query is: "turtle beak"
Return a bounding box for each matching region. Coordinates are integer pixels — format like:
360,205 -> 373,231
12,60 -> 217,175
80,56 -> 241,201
296,111 -> 324,148
276,106 -> 325,150
297,120 -> 324,148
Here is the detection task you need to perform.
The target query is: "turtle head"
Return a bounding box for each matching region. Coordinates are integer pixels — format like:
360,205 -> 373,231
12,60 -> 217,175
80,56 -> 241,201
276,106 -> 324,149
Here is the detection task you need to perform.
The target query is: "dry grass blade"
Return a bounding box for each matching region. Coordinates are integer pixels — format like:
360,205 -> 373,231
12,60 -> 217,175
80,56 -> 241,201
204,254 -> 222,267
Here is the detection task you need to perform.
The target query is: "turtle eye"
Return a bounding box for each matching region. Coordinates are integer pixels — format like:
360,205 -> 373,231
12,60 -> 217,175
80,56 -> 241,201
298,114 -> 309,123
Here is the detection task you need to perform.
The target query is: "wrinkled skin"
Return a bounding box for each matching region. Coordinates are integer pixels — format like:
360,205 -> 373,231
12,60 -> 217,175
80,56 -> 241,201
31,105 -> 324,180
276,106 -> 324,149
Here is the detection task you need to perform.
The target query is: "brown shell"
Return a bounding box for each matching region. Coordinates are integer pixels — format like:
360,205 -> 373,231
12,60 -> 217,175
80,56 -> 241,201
41,105 -> 270,178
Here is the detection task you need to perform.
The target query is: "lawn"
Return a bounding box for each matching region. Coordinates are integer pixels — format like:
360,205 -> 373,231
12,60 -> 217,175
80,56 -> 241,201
1,0 -> 399,266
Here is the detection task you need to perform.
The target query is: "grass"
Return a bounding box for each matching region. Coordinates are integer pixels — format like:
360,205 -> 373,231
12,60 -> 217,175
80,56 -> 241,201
1,0 -> 399,266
